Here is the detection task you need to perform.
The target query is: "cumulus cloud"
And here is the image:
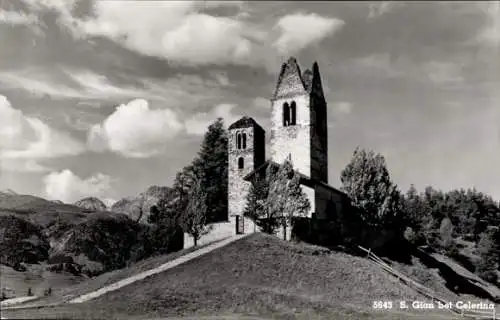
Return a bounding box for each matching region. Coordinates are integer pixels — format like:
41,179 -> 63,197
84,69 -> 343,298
87,99 -> 184,158
22,0 -> 344,67
273,13 -> 345,55
43,169 -> 112,203
185,103 -> 240,136
0,95 -> 85,166
68,1 -> 252,66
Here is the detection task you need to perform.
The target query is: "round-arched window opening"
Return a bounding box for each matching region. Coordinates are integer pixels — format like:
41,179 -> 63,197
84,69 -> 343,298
238,157 -> 244,169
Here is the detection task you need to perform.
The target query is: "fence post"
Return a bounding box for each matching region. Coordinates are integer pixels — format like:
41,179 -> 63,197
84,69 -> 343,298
493,308 -> 496,320
460,308 -> 463,317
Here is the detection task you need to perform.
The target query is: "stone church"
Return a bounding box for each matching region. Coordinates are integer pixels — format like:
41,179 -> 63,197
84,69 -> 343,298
227,57 -> 352,239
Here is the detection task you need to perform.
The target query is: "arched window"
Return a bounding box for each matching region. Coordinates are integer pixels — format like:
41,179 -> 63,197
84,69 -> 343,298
283,102 -> 290,127
238,157 -> 244,169
236,132 -> 242,149
290,101 -> 297,125
242,133 -> 247,149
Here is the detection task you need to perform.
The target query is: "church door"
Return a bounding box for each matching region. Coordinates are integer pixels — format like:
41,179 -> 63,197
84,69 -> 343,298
236,215 -> 244,234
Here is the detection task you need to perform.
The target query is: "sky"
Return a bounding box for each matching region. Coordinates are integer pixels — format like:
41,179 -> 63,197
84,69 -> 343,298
0,1 -> 499,205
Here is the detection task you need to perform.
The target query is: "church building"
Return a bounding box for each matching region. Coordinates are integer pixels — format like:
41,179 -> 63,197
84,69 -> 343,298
227,57 -> 352,239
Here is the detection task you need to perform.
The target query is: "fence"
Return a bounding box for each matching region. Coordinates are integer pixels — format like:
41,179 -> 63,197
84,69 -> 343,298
358,245 -> 498,319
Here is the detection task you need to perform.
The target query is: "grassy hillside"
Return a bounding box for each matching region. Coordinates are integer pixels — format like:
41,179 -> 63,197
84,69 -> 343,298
4,234 -> 461,320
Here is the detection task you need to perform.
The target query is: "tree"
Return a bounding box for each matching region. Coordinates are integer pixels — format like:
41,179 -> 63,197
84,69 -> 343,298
183,177 -> 212,246
191,118 -> 228,223
476,227 -> 499,283
340,147 -> 402,228
266,158 -> 310,241
243,165 -> 280,234
401,185 -> 429,245
438,217 -> 456,255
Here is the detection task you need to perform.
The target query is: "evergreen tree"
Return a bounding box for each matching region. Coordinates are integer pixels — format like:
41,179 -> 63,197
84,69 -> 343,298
191,118 -> 228,223
476,227 -> 499,283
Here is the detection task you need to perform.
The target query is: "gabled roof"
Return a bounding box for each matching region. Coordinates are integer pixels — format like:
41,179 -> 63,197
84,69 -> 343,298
228,116 -> 263,131
243,159 -> 349,198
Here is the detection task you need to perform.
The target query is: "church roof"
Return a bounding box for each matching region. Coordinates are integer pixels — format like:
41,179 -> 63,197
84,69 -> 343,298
228,116 -> 263,131
271,57 -> 320,101
243,159 -> 349,198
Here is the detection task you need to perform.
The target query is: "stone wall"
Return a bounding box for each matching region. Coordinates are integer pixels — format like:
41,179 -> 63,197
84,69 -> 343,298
228,126 -> 256,218
183,221 -> 235,249
270,94 -> 311,176
314,184 -> 347,220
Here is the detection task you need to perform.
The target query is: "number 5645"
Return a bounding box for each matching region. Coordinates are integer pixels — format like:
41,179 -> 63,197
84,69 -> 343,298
373,301 -> 393,309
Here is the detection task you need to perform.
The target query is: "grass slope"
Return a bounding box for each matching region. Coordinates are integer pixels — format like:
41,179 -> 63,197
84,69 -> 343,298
28,238 -> 229,306
5,234 -> 459,320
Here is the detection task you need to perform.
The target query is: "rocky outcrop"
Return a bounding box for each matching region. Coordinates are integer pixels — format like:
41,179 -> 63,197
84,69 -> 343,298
74,197 -> 107,212
111,186 -> 172,224
48,212 -> 141,276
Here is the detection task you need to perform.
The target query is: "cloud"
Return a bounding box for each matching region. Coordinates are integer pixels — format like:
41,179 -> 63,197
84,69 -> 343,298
273,13 -> 345,55
65,1 -> 253,66
0,69 -> 165,101
210,70 -> 230,87
367,2 -> 404,19
0,159 -> 52,173
185,103 -> 240,135
0,95 -> 85,161
43,169 -> 112,203
21,0 -> 343,67
476,1 -> 500,48
0,71 -> 86,100
64,69 -> 165,100
87,99 -> 184,158
423,61 -> 464,85
0,9 -> 38,26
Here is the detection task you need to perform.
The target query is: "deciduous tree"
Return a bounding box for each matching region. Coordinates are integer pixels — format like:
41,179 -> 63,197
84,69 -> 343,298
340,147 -> 402,228
244,165 -> 280,234
267,158 -> 310,241
183,177 -> 212,247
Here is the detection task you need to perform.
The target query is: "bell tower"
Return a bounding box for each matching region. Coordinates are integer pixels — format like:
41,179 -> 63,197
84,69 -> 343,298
269,57 -> 328,183
227,117 -> 265,232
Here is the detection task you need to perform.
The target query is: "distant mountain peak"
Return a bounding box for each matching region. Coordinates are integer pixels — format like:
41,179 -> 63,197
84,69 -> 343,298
0,189 -> 18,195
74,197 -> 107,212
